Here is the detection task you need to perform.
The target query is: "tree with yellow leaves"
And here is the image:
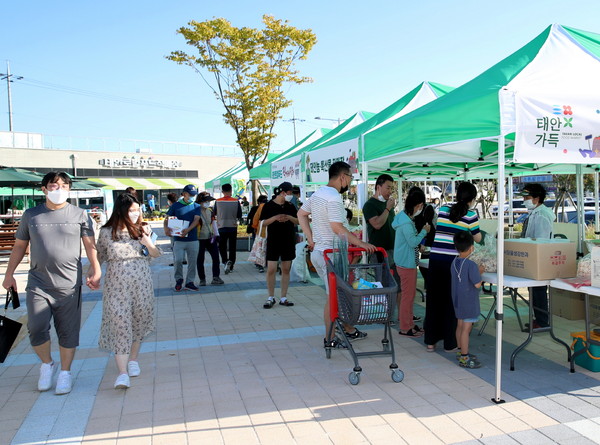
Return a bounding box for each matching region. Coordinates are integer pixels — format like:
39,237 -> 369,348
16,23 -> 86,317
167,15 -> 317,182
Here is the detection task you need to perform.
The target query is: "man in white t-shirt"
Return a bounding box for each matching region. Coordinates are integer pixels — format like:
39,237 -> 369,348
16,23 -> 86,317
298,161 -> 376,349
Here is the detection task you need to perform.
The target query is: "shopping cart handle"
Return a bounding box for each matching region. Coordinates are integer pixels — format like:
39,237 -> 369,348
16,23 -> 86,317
323,247 -> 388,257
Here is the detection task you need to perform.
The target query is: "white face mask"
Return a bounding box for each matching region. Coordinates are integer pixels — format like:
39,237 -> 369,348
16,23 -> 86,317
524,199 -> 536,210
47,188 -> 69,205
284,194 -> 294,202
186,196 -> 195,203
202,202 -> 211,208
413,208 -> 422,217
129,211 -> 140,223
377,195 -> 386,202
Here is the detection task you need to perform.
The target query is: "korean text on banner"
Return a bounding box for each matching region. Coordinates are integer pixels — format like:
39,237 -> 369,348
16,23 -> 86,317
514,94 -> 600,164
305,144 -> 359,184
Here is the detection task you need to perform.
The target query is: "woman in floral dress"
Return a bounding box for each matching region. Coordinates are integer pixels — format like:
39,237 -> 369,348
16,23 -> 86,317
97,193 -> 161,389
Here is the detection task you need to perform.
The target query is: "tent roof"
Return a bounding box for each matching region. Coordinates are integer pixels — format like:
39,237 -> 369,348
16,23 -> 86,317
262,111 -> 375,169
364,24 -> 600,166
249,128 -> 330,180
316,81 -> 454,152
205,162 -> 246,190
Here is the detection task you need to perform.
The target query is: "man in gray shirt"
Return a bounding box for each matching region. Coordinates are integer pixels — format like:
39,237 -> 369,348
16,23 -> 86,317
2,172 -> 101,395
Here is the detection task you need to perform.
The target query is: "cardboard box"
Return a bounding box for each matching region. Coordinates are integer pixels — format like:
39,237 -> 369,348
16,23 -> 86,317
503,239 -> 576,280
550,287 -> 585,320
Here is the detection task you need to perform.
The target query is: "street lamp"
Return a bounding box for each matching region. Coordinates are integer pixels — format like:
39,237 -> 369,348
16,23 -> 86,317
315,116 -> 342,126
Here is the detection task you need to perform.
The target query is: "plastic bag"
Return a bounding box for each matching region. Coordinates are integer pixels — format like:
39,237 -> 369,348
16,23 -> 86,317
470,237 -> 497,272
290,242 -> 310,283
577,253 -> 591,278
248,221 -> 267,267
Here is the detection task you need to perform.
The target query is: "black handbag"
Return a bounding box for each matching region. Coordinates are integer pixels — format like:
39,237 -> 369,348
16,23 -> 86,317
0,288 -> 23,363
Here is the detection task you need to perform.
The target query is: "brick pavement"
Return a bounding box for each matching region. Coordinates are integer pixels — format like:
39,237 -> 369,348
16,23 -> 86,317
1,223 -> 600,444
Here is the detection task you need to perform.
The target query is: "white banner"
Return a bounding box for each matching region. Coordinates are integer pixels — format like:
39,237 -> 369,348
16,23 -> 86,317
271,154 -> 302,184
304,144 -> 360,184
514,94 -> 600,164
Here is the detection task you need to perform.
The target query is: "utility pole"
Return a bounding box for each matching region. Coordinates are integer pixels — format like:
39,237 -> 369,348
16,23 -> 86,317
284,110 -> 305,145
0,61 -> 23,131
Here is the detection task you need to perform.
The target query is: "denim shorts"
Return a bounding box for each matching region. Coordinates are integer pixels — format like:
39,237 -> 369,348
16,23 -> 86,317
461,316 -> 479,323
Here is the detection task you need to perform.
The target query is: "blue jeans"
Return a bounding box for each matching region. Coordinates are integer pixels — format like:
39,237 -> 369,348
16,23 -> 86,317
197,239 -> 220,281
173,241 -> 199,284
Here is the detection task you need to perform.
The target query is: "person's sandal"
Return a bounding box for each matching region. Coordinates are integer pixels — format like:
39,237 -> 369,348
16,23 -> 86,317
426,345 -> 436,352
263,298 -> 275,309
279,299 -> 294,306
399,328 -> 423,337
344,328 -> 367,341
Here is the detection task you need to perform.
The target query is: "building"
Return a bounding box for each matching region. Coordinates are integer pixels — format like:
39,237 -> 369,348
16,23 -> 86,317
0,131 -> 243,213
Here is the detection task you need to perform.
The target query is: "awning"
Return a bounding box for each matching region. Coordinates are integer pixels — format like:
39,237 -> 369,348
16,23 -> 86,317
88,177 -> 199,190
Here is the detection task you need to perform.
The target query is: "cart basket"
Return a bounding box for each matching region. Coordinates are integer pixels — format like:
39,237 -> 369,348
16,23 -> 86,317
326,252 -> 398,325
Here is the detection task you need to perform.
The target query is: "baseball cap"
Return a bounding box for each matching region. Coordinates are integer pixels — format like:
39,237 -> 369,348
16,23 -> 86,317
182,184 -> 198,196
199,194 -> 215,203
278,182 -> 293,192
518,183 -> 545,198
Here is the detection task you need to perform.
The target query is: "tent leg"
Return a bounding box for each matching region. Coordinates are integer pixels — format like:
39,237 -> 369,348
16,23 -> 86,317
492,134 -> 506,405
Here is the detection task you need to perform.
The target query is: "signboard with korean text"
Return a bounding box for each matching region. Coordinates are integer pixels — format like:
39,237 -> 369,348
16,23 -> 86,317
271,154 -> 302,184
99,156 -> 181,169
304,140 -> 359,184
514,94 -> 600,164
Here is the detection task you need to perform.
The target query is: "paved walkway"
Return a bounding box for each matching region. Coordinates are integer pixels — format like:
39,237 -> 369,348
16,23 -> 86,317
1,224 -> 600,444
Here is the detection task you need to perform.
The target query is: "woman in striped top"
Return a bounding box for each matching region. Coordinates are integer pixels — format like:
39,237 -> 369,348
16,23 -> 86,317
424,182 -> 481,352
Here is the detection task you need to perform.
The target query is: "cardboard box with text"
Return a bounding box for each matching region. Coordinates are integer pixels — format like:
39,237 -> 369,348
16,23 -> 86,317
503,239 -> 576,280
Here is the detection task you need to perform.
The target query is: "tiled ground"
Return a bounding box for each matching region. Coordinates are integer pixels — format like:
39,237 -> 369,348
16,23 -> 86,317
1,223 -> 600,444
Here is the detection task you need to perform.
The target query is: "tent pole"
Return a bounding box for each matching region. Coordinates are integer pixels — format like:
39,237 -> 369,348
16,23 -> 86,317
576,165 -> 584,257
493,134 -> 506,404
508,174 -> 514,237
397,177 -> 404,210
361,160 -> 368,241
595,169 -> 599,240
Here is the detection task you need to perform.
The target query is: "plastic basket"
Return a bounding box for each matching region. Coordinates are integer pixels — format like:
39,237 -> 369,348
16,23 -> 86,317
571,331 -> 600,372
328,260 -> 398,325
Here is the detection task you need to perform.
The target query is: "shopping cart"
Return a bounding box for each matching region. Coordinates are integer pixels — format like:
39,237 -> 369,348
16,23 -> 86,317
324,247 -> 404,385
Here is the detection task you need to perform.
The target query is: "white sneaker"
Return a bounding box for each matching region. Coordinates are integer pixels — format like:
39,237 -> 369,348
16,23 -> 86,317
55,371 -> 72,395
127,361 -> 141,377
114,373 -> 130,389
38,362 -> 55,391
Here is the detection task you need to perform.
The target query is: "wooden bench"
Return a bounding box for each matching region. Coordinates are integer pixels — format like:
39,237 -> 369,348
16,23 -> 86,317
0,223 -> 19,258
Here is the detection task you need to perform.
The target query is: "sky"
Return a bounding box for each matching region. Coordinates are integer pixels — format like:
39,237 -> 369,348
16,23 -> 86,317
2,0 -> 600,154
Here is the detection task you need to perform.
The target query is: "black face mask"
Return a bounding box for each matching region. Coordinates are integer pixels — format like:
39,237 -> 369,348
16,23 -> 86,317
340,185 -> 349,194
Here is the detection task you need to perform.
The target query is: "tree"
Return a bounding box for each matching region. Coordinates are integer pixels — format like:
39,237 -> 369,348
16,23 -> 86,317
167,15 -> 317,179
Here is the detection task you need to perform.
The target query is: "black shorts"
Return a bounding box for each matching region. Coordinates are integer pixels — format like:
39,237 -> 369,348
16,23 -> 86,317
266,237 -> 296,262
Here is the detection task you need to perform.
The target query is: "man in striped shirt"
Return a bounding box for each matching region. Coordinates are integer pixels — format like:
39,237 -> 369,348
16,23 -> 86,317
298,161 -> 376,349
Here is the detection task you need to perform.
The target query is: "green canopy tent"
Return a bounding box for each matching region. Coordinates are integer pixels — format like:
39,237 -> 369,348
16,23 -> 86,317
248,128 -> 331,183
363,24 -> 600,402
260,111 -> 375,197
205,162 -> 248,197
304,82 -> 454,187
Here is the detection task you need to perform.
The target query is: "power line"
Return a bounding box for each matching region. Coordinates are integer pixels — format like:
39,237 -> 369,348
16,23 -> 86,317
16,76 -> 223,115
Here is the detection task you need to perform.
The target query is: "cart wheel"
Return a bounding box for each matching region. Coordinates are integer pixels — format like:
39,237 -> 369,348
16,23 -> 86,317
348,371 -> 361,385
391,369 -> 404,383
325,348 -> 331,359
